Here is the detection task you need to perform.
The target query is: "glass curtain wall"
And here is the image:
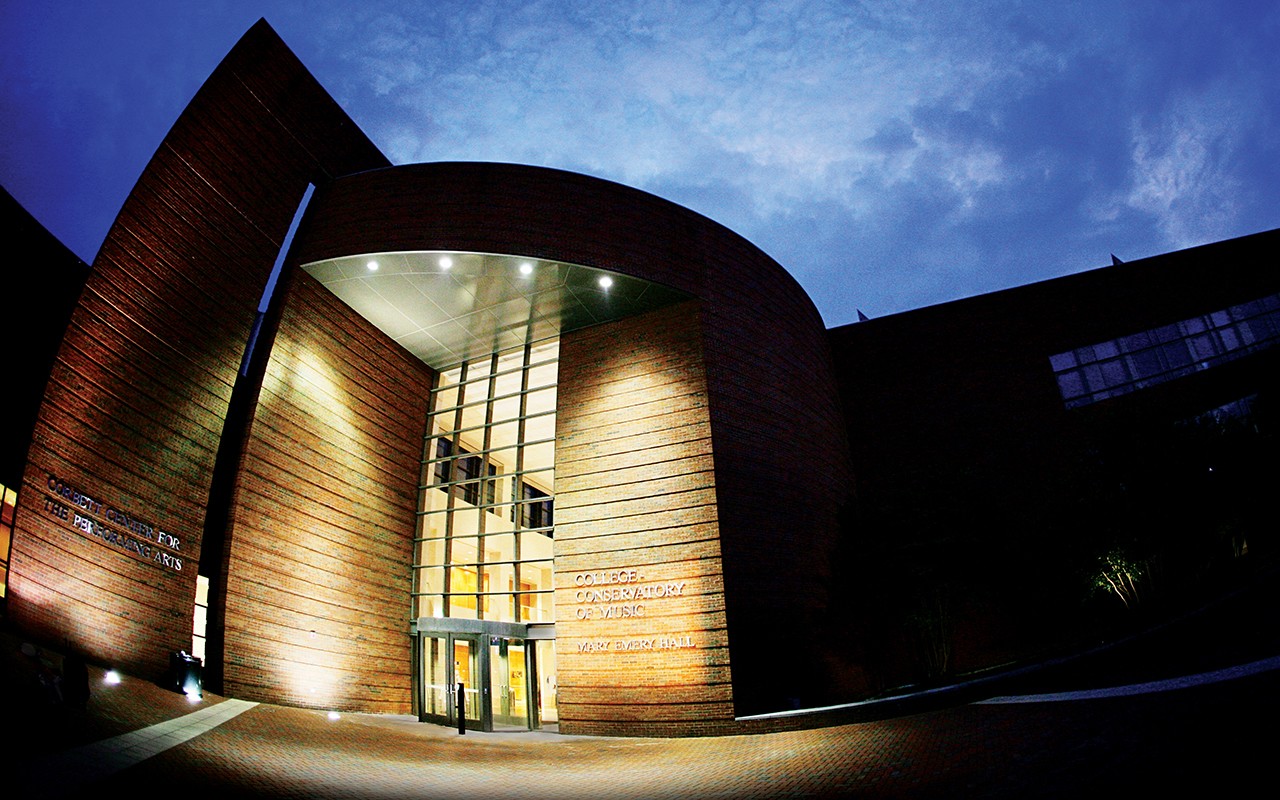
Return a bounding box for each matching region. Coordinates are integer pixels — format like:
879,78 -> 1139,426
413,339 -> 558,625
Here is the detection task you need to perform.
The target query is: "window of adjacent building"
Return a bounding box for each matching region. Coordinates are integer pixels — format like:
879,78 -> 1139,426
1182,393 -> 1259,429
1050,291 -> 1280,408
0,483 -> 15,601
412,339 -> 558,624
191,574 -> 209,662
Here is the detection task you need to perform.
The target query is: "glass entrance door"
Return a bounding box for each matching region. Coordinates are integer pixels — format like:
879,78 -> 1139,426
420,634 -> 450,723
417,625 -> 551,731
490,637 -> 531,729
419,632 -> 482,730
453,636 -> 481,728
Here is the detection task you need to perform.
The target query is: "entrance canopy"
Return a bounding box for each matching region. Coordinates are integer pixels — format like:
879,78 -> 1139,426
303,251 -> 689,369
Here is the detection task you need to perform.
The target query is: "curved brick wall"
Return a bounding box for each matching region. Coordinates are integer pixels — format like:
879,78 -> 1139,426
555,301 -> 732,736
7,21 -> 387,680
293,163 -> 852,731
219,273 -> 432,713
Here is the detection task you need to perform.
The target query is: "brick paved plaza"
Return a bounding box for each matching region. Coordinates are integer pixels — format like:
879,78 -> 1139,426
6,572 -> 1277,799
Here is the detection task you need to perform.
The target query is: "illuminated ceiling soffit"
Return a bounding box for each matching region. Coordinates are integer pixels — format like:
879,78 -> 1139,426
302,251 -> 690,369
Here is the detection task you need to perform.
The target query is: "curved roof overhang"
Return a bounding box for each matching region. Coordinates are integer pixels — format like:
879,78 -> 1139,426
302,249 -> 689,368
290,161 -> 821,371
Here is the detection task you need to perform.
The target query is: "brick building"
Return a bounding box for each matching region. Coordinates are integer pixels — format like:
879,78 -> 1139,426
4,20 -> 1277,737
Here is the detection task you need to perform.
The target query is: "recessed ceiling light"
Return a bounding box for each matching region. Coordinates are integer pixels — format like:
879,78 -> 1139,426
366,260 -> 379,271
439,256 -> 453,269
598,276 -> 613,289
519,262 -> 534,276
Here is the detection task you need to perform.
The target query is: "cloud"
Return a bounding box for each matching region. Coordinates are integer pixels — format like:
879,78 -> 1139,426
6,0 -> 1276,323
1122,87 -> 1248,248
333,0 -> 1082,226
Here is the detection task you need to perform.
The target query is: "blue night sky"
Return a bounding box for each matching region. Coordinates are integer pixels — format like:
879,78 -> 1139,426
3,1 -> 1278,326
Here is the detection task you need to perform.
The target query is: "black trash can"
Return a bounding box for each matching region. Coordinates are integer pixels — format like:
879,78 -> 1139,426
168,650 -> 203,698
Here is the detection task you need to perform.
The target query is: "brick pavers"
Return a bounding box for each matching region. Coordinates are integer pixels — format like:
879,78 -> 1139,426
1,633 -> 223,758
35,665 -> 1272,799
7,571 -> 1279,798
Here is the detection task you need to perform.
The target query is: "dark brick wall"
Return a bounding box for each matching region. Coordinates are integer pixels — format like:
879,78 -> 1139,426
0,187 -> 88,491
828,228 -> 1280,688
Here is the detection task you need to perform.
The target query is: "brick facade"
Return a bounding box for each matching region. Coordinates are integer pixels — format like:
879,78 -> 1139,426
294,163 -> 851,728
9,22 -> 849,735
6,21 -> 386,680
218,273 -> 432,714
555,301 -> 733,736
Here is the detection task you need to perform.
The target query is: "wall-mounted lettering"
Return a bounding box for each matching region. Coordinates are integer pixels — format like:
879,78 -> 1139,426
566,568 -> 698,653
576,636 -> 696,653
568,570 -> 687,620
43,474 -> 184,573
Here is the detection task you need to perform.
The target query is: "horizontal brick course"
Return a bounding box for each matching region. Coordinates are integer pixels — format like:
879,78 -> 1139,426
553,302 -> 734,736
220,273 -> 431,715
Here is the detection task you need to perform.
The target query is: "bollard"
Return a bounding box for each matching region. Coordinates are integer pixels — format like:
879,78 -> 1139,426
456,682 -> 466,735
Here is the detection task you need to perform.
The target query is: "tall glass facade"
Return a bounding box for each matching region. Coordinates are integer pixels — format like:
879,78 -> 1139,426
412,339 -> 558,624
